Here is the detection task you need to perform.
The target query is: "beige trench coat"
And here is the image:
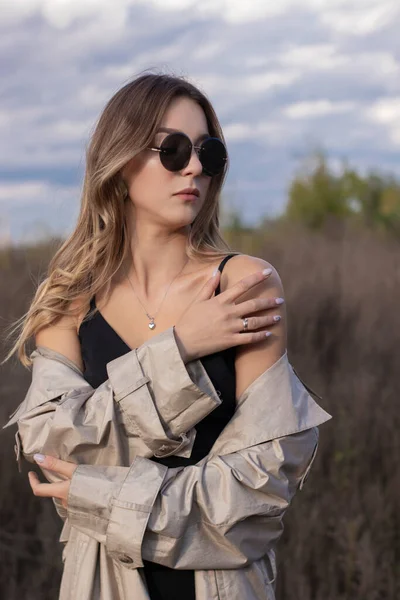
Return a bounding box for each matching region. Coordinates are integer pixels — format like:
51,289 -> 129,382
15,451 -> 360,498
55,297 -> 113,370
3,326 -> 332,600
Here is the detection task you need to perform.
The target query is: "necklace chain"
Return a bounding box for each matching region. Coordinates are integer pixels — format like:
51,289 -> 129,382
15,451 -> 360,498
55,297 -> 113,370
125,257 -> 190,329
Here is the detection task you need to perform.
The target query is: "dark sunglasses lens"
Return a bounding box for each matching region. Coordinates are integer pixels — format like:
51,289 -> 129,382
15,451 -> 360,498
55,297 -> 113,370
159,133 -> 191,172
159,132 -> 228,175
199,137 -> 227,176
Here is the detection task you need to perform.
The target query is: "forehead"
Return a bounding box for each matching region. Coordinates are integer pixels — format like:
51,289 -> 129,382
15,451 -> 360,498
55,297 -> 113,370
156,97 -> 210,142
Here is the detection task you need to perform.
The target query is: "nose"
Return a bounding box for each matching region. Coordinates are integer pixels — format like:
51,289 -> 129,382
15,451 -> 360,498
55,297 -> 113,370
181,144 -> 203,176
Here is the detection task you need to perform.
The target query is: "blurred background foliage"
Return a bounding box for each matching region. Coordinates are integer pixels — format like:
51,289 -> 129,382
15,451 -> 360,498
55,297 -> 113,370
1,149 -> 399,599
285,149 -> 400,234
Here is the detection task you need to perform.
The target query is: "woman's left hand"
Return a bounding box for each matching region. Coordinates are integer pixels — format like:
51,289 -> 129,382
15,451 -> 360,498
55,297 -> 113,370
28,454 -> 78,509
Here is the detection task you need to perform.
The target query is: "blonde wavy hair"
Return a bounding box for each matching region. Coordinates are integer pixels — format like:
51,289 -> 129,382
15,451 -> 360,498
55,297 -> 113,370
2,70 -> 234,368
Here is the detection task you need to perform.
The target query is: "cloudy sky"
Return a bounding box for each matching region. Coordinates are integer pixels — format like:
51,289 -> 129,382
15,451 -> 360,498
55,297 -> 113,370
1,0 -> 399,243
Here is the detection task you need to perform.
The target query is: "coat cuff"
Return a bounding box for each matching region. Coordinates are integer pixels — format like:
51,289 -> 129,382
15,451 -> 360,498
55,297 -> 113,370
67,464 -> 130,544
106,326 -> 222,458
66,458 -> 167,568
105,457 -> 167,568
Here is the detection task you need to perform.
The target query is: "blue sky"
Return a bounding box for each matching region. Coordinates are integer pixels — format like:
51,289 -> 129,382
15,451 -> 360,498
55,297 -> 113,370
0,0 -> 399,243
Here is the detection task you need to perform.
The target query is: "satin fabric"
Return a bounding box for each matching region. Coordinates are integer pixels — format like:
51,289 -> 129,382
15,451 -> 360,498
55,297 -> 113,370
3,326 -> 332,600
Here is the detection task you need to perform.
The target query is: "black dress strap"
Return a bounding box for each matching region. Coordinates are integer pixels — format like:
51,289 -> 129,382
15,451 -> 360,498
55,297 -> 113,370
215,253 -> 241,296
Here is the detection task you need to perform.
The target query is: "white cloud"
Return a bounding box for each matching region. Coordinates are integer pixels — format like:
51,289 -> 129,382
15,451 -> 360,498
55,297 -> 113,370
196,70 -> 301,105
2,0 -> 399,29
0,0 -> 399,241
0,181 -> 48,203
284,100 -> 357,119
366,97 -> 400,124
279,44 -> 399,83
365,97 -> 400,145
51,118 -> 92,140
0,180 -> 82,243
224,122 -> 253,141
245,71 -> 301,93
192,41 -> 224,62
320,2 -> 399,36
225,118 -> 303,147
0,180 -> 80,206
77,84 -> 115,109
279,44 -> 349,71
148,0 -> 400,29
0,0 -> 131,28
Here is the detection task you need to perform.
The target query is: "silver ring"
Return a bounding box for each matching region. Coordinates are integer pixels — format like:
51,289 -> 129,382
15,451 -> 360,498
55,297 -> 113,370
242,317 -> 248,332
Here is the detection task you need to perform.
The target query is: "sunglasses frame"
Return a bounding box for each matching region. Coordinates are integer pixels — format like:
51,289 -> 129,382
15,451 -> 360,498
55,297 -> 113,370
147,131 -> 228,176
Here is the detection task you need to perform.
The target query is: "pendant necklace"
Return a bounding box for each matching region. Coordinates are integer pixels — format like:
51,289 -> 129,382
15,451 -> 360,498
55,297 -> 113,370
125,257 -> 190,329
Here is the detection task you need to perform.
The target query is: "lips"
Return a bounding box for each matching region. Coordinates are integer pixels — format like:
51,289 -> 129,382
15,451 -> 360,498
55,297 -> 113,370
176,193 -> 198,201
174,187 -> 200,196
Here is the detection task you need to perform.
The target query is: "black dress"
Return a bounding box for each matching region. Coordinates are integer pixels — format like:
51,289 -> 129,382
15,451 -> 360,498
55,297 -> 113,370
78,253 -> 240,600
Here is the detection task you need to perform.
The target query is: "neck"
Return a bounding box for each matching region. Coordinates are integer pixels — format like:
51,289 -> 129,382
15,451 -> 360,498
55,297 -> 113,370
122,217 -> 192,298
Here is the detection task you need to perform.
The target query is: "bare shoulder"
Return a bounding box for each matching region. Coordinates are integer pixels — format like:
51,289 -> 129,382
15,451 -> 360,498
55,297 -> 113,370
34,296 -> 87,372
222,253 -> 284,295
221,253 -> 287,400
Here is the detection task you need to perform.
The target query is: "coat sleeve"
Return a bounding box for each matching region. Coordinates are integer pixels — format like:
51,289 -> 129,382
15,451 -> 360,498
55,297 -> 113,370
65,354 -> 332,570
2,326 -> 222,468
66,425 -> 321,570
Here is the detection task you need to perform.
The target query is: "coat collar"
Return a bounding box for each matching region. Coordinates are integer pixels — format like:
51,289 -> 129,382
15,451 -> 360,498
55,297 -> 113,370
209,351 -> 331,456
3,345 -> 91,429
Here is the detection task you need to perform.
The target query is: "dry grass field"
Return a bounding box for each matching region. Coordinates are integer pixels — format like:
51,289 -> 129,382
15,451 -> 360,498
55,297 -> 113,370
1,222 -> 399,599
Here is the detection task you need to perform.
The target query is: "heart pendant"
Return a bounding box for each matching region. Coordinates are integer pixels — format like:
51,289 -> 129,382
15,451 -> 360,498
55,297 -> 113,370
148,321 -> 155,330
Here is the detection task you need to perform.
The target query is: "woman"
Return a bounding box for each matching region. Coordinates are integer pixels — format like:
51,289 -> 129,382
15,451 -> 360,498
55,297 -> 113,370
3,72 -> 332,600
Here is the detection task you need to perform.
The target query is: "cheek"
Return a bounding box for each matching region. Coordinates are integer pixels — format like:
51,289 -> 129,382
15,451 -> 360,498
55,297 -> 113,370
203,178 -> 212,196
128,158 -> 173,205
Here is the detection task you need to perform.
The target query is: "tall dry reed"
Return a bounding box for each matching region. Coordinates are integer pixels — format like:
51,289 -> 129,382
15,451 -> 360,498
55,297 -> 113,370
0,223 -> 399,599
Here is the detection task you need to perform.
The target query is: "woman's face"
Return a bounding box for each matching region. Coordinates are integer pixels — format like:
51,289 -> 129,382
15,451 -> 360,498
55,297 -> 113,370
122,96 -> 213,231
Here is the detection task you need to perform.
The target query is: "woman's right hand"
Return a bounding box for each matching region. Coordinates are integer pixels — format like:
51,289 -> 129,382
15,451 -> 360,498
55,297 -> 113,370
174,267 -> 284,362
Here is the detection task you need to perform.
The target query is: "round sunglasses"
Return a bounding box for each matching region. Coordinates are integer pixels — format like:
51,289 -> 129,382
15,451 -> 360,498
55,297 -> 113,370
147,131 -> 228,176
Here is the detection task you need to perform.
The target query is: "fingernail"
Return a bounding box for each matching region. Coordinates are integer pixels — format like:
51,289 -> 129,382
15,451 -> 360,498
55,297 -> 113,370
273,315 -> 281,321
33,453 -> 45,463
212,268 -> 219,276
275,298 -> 285,305
262,268 -> 272,276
